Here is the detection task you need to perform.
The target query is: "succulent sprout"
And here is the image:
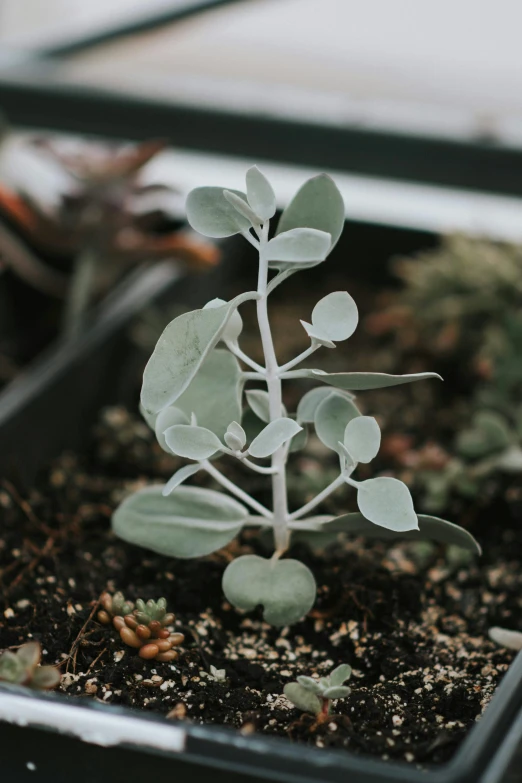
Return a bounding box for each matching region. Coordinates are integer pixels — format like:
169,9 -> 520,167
200,664 -> 227,683
0,642 -> 60,690
98,592 -> 184,661
284,663 -> 352,718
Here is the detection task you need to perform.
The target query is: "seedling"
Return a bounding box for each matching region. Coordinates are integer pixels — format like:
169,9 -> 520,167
98,592 -> 184,661
200,664 -> 227,683
113,167 -> 481,626
0,642 -> 60,690
284,663 -> 352,718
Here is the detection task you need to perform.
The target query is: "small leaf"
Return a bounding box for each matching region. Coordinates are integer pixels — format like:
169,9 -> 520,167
223,190 -> 260,226
277,174 -> 344,248
186,187 -> 251,237
246,166 -> 276,220
489,627 -> 522,651
302,512 -> 481,554
292,369 -> 442,390
311,292 -> 358,342
300,321 -> 335,348
297,387 -> 354,424
284,683 -> 322,714
322,686 -> 351,699
165,425 -> 223,460
344,416 -> 381,463
357,477 -> 418,532
248,417 -> 303,458
225,421 -> 247,450
314,393 -> 360,453
245,389 -> 272,423
296,676 -> 323,694
203,298 -> 243,342
16,642 -> 41,671
329,663 -> 352,686
31,667 -> 61,690
163,463 -> 202,496
241,407 -> 265,443
113,485 -> 247,558
155,406 -> 190,453
222,554 -> 316,626
289,417 -> 308,453
141,292 -> 255,416
263,228 -> 331,265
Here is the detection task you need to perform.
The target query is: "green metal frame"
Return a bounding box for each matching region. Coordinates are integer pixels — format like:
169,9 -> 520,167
0,0 -> 521,197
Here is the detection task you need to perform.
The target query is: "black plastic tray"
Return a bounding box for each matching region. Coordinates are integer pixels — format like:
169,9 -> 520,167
0,237 -> 521,783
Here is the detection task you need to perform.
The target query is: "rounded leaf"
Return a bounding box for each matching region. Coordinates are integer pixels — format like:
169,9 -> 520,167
112,485 -> 247,559
263,228 -> 331,264
155,406 -> 190,453
300,320 -> 335,349
165,425 -> 223,460
277,174 -> 345,248
203,298 -> 243,342
314,393 -> 360,453
226,421 -> 246,449
296,675 -> 323,694
246,166 -> 276,220
357,477 -> 418,532
329,663 -> 352,686
222,554 -> 316,626
297,387 -> 354,424
311,291 -> 358,342
186,187 -> 251,237
322,686 -> 351,699
31,666 -> 61,690
245,389 -> 272,423
284,683 -> 322,714
344,416 -> 381,464
248,417 -> 303,459
489,627 -> 522,651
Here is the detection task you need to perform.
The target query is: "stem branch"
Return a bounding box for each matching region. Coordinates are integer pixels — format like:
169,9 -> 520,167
202,460 -> 272,518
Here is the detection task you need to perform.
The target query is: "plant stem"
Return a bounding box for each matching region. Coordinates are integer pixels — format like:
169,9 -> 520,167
239,457 -> 278,475
256,222 -> 289,554
202,460 -> 272,519
278,343 -> 320,373
225,341 -> 265,374
288,473 -> 346,520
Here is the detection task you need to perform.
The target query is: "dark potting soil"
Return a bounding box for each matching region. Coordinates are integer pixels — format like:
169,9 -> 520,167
1,274 -> 522,768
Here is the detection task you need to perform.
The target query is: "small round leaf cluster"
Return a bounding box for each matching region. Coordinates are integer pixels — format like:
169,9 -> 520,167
284,663 -> 352,717
98,592 -> 184,661
0,642 -> 60,690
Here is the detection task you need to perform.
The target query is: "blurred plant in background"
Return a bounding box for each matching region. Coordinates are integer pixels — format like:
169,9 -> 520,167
369,235 -> 522,511
0,130 -> 218,337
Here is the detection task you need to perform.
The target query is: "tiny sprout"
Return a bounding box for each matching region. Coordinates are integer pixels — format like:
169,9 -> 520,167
284,663 -> 352,719
0,642 -> 60,690
98,592 -> 184,662
200,664 -> 227,683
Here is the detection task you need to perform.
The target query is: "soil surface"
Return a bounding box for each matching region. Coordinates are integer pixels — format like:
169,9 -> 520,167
1,273 -> 521,768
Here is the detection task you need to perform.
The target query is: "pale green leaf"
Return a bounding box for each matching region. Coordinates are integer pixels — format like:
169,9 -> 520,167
203,298 -> 243,342
165,425 -> 223,460
31,667 -> 61,690
225,421 -> 246,450
296,387 -> 354,424
300,321 -> 335,348
223,190 -> 259,226
141,292 -> 254,416
277,174 -> 345,248
175,349 -> 242,439
284,683 -> 322,714
311,291 -> 358,342
314,393 -> 360,452
186,187 -> 251,237
296,676 -> 323,694
163,463 -> 202,496
329,663 -> 352,686
222,554 -> 316,626
155,406 -> 190,453
263,228 -> 331,265
289,369 -> 442,390
357,477 -> 418,532
344,416 -> 381,463
246,166 -> 276,220
245,389 -> 272,423
112,485 -> 247,558
322,686 -> 351,699
289,416 -> 308,453
248,417 -> 303,458
457,411 -> 512,460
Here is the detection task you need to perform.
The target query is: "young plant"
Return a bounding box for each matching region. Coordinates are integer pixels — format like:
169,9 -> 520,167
284,664 -> 352,718
112,167 -> 481,627
98,592 -> 184,661
0,642 -> 60,690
